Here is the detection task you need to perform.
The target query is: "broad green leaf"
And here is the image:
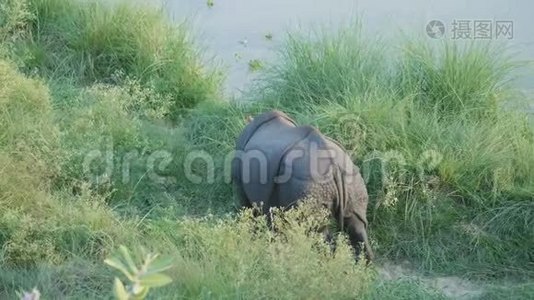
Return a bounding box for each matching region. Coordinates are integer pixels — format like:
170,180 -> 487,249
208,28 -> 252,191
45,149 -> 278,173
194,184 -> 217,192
145,256 -> 174,274
113,278 -> 130,300
138,273 -> 173,288
104,257 -> 134,281
119,245 -> 139,274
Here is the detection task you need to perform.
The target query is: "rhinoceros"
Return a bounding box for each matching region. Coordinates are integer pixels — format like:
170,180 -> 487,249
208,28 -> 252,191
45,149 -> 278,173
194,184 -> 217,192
231,110 -> 373,263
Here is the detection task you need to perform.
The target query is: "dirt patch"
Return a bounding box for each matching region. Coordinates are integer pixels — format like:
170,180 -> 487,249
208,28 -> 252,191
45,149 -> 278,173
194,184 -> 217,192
378,261 -> 484,299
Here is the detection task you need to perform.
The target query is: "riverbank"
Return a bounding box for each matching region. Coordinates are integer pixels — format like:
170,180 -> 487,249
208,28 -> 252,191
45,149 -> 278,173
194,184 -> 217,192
1,0 -> 533,298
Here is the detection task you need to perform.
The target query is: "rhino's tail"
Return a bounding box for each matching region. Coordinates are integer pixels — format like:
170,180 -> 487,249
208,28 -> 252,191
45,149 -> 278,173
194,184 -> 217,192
333,164 -> 348,232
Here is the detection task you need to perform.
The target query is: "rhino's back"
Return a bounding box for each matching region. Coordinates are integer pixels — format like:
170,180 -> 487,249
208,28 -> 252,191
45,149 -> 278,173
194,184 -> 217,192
245,119 -> 308,152
235,110 -> 296,151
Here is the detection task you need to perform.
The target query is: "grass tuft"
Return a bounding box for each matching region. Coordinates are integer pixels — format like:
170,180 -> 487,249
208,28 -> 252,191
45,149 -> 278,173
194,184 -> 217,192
1,0 -> 222,119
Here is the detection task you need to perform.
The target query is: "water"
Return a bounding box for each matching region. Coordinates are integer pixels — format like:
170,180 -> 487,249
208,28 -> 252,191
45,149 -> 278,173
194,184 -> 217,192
162,0 -> 534,101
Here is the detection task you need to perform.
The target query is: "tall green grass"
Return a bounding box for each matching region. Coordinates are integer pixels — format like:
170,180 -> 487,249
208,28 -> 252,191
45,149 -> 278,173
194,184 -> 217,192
261,23 -> 387,107
254,25 -> 534,279
0,60 -> 137,269
396,39 -> 521,119
1,0 -> 222,118
143,203 -> 376,299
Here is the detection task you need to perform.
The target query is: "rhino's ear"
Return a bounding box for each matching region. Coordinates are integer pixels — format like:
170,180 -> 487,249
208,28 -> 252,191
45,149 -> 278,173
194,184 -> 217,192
245,115 -> 254,123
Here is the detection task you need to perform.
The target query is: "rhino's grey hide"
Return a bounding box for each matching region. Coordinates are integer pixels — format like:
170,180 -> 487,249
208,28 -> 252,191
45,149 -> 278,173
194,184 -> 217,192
231,110 -> 373,262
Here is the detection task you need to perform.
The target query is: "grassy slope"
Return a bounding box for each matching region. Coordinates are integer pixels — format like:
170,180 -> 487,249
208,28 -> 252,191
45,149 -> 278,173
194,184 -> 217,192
2,0 -> 222,119
255,26 -> 534,279
1,0 -> 533,299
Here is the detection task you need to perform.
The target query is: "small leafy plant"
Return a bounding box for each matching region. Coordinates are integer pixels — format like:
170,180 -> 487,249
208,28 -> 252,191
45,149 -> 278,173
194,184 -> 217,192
248,59 -> 264,72
104,245 -> 174,300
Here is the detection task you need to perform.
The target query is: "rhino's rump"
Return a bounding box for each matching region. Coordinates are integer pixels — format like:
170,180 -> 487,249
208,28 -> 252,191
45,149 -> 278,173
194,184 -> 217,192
273,130 -> 336,203
242,126 -> 339,212
233,110 -> 368,228
236,116 -> 314,207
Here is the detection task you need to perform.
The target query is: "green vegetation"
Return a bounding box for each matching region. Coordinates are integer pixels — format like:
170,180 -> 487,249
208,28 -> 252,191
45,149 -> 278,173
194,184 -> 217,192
1,0 -> 533,298
248,59 -> 264,72
1,0 -> 221,119
105,245 -> 173,299
256,24 -> 534,279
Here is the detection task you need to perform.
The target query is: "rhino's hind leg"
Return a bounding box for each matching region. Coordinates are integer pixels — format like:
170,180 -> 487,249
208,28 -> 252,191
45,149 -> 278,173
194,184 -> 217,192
345,214 -> 374,264
320,225 -> 337,254
232,180 -> 251,210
